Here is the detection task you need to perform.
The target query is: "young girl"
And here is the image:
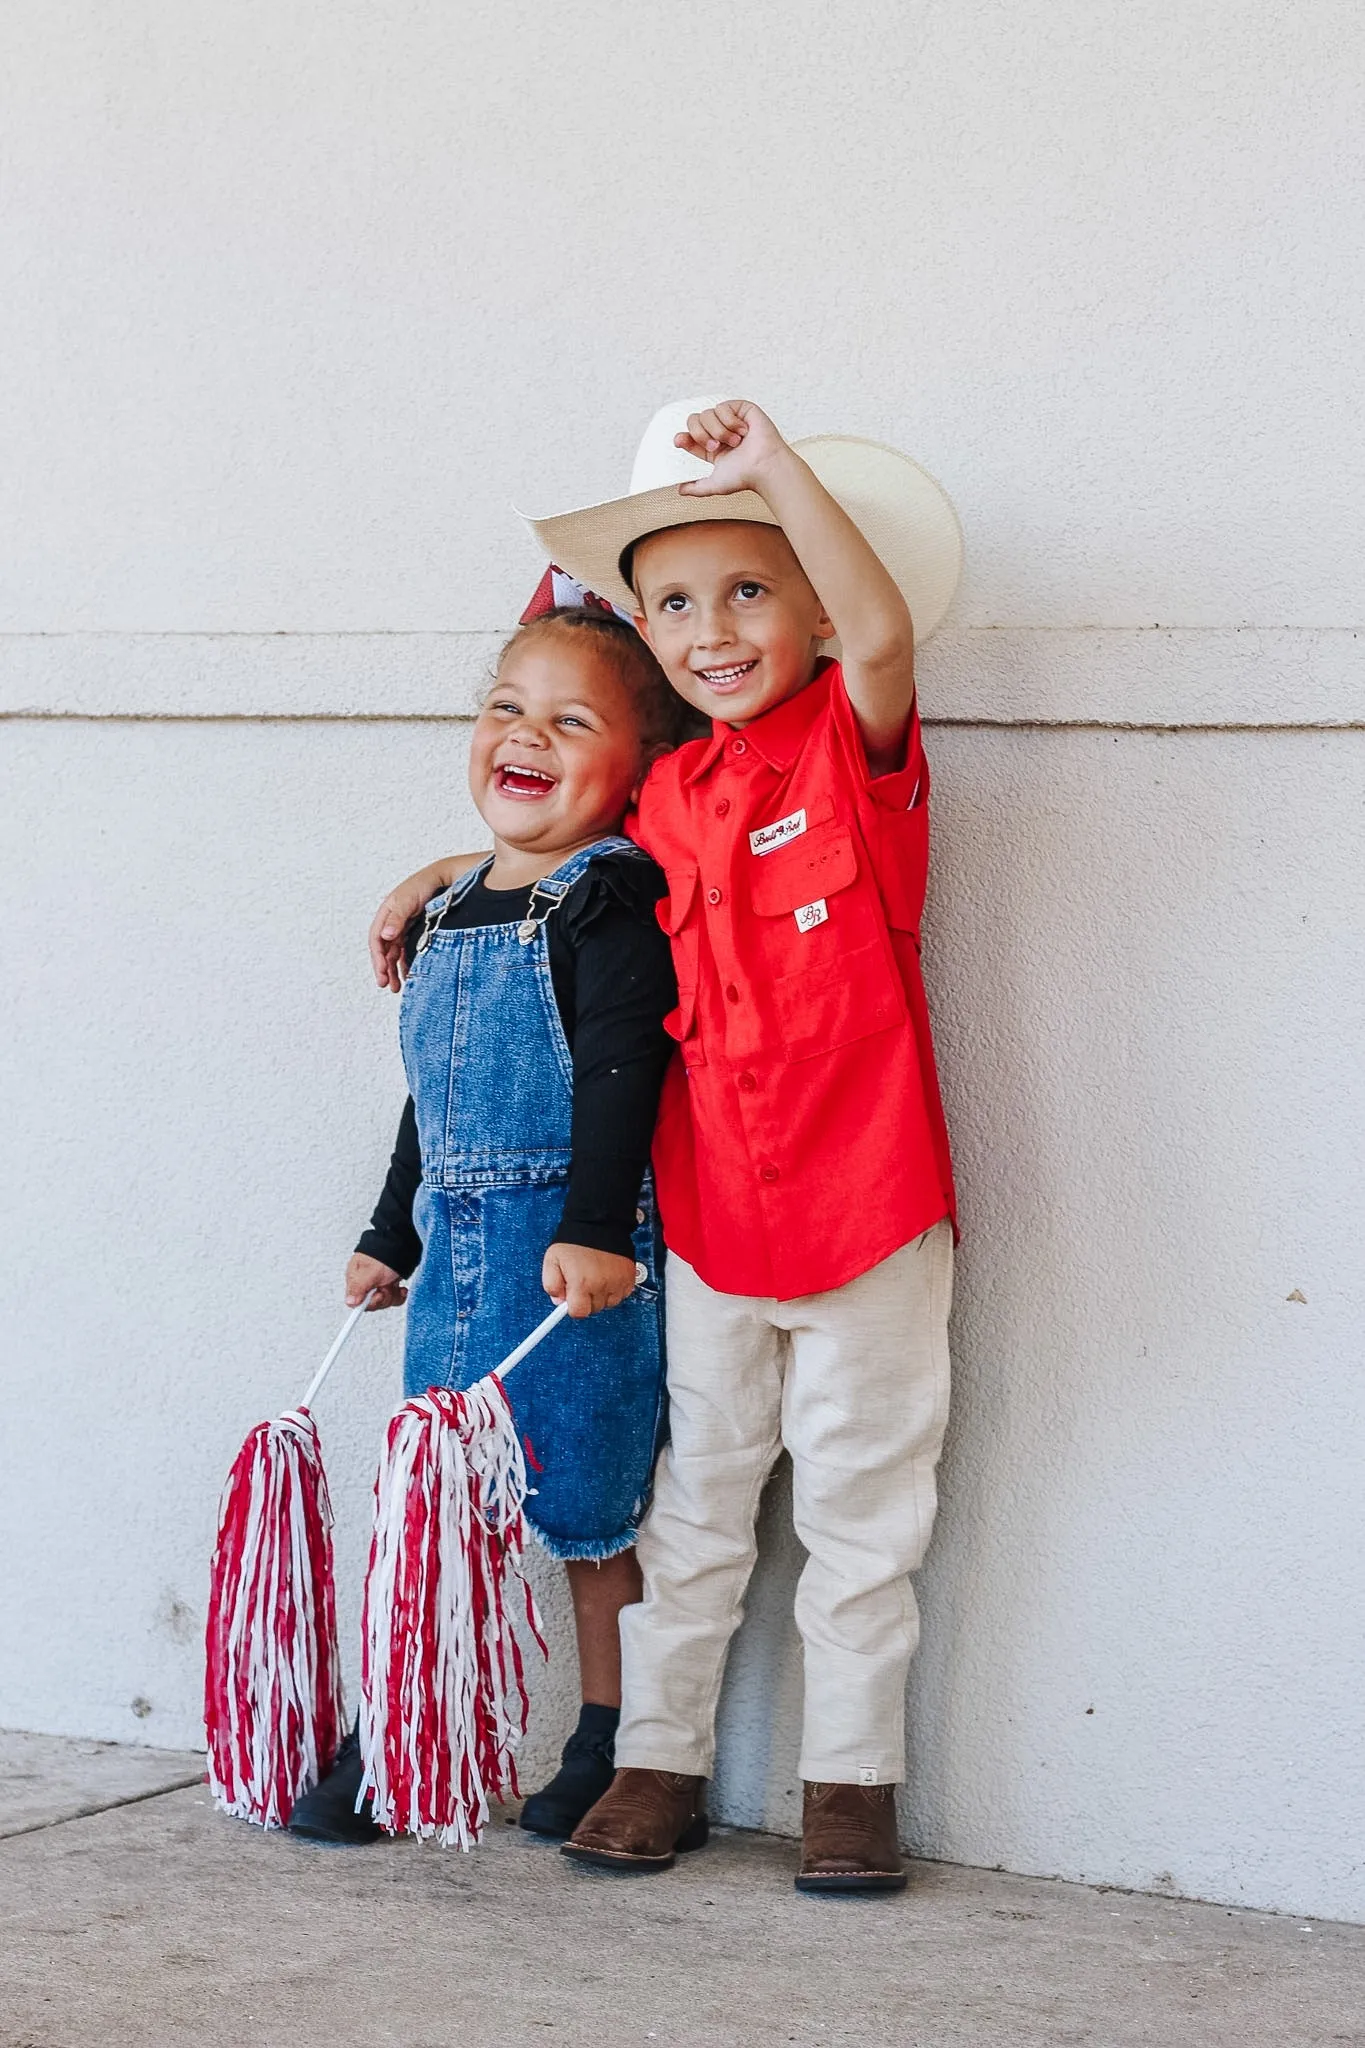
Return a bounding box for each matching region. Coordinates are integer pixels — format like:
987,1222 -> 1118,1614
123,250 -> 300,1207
287,606 -> 682,1846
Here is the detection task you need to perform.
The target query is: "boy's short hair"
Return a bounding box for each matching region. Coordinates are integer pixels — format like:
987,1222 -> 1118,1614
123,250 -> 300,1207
618,535 -> 652,596
497,605 -> 703,752
620,522 -> 796,604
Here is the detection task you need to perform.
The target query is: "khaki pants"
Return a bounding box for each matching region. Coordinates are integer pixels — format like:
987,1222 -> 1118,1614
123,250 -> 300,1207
616,1222 -> 954,1785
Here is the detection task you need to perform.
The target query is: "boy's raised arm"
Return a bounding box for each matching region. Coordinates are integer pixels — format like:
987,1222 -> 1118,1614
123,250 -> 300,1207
369,850 -> 490,990
677,401 -> 917,773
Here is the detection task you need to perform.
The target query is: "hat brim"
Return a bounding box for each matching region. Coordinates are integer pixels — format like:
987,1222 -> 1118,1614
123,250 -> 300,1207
519,435 -> 963,644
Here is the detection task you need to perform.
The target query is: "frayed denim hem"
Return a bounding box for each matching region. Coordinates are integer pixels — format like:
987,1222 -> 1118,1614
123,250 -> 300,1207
528,1520 -> 640,1563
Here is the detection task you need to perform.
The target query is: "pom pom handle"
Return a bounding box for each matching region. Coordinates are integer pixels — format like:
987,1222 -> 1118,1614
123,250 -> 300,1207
300,1290 -> 377,1410
492,1298 -> 569,1379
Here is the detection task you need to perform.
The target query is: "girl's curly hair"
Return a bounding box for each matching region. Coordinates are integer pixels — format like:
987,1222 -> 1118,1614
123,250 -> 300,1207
498,606 -> 709,751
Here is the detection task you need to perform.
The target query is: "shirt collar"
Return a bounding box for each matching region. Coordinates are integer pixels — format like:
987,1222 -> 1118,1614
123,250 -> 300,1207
682,659 -> 839,785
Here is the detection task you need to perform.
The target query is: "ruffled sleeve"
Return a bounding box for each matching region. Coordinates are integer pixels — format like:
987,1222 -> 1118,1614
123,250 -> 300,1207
559,850 -> 668,941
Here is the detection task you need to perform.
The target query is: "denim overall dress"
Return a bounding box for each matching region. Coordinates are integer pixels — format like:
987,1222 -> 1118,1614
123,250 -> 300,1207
399,838 -> 667,1561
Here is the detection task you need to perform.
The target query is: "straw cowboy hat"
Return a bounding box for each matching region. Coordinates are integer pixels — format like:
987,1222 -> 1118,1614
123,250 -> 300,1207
520,397 -> 963,640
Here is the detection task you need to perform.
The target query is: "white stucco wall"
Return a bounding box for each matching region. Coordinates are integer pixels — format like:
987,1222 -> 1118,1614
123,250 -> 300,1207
2,2 -> 1363,1920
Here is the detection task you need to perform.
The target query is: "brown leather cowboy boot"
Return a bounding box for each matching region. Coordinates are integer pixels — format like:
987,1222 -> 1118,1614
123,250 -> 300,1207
561,1767 -> 708,1872
796,1781 -> 908,1894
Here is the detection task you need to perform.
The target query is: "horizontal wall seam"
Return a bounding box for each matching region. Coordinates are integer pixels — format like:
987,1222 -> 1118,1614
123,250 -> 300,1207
4,711 -> 1363,734
0,627 -> 1360,639
6,629 -> 1360,724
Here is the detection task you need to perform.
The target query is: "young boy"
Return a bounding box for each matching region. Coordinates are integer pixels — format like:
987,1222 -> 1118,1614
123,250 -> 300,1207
373,399 -> 962,1893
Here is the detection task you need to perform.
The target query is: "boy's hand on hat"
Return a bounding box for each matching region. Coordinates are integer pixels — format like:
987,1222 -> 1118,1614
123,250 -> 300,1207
543,1243 -> 639,1319
676,400 -> 788,497
346,1253 -> 407,1311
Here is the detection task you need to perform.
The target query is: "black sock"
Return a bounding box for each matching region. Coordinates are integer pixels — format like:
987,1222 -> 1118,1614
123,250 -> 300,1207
575,1702 -> 620,1741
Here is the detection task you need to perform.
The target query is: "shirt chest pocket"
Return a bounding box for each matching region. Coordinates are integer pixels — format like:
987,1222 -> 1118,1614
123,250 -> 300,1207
747,825 -> 905,1059
655,865 -> 706,1068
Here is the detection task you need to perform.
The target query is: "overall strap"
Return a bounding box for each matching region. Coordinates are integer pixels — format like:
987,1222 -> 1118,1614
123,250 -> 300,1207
414,856 -> 494,957
513,835 -> 648,948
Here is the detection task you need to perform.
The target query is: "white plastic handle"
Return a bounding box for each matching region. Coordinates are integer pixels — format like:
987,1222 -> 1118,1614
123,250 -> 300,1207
488,1263 -> 646,1383
299,1290 -> 377,1410
488,1299 -> 570,1381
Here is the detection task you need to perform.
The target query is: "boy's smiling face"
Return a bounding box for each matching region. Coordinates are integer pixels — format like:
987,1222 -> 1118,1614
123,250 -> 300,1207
631,522 -> 834,727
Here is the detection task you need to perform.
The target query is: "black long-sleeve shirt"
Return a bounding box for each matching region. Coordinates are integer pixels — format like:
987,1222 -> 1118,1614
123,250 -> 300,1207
356,853 -> 678,1276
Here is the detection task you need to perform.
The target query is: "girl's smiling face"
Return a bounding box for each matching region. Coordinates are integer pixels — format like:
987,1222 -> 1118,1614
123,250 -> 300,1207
469,632 -> 651,880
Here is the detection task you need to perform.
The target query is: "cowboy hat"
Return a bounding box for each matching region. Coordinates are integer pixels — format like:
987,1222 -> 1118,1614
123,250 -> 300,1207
519,397 -> 963,640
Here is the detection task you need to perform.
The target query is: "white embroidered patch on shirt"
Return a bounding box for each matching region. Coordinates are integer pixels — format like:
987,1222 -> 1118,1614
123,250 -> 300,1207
749,808 -> 807,856
794,899 -> 828,932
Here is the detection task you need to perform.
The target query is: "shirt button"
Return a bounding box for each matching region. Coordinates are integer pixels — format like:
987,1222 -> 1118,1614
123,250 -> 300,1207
725,983 -> 740,1003
707,887 -> 722,905
738,1071 -> 757,1092
715,799 -> 730,817
636,1207 -> 646,1224
760,1164 -> 780,1183
731,738 -> 748,756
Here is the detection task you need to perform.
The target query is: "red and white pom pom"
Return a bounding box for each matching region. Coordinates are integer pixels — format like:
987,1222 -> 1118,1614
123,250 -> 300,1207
358,1377 -> 547,1849
204,1407 -> 344,1828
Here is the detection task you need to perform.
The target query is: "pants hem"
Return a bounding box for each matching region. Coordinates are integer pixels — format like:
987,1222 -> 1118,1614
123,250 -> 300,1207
797,1761 -> 905,1786
614,1745 -> 713,1778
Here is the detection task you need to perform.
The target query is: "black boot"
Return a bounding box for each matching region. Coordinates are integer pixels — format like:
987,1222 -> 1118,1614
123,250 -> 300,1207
287,1722 -> 383,1846
519,1703 -> 619,1839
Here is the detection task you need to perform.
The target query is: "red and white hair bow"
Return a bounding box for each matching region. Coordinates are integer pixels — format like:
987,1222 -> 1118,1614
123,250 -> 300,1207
520,564 -> 633,626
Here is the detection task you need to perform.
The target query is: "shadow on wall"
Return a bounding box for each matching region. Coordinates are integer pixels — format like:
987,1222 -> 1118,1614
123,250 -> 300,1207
710,1456 -> 806,1835
904,741 -> 1095,1863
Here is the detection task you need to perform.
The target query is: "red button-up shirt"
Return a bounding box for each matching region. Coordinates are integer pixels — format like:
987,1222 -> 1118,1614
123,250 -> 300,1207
630,660 -> 956,1300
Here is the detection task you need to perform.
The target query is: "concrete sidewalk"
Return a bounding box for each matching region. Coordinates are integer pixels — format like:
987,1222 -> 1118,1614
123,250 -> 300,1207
1,1734 -> 1362,2048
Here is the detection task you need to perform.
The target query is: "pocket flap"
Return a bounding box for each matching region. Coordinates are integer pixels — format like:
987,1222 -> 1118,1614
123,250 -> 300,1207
662,987 -> 705,1065
655,866 -> 699,935
749,829 -> 858,918
662,994 -> 694,1043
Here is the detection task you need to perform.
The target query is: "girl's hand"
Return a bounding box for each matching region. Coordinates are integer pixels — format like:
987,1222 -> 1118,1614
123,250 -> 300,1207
346,1253 -> 407,1310
675,400 -> 790,498
542,1243 -> 639,1319
368,855 -> 486,991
